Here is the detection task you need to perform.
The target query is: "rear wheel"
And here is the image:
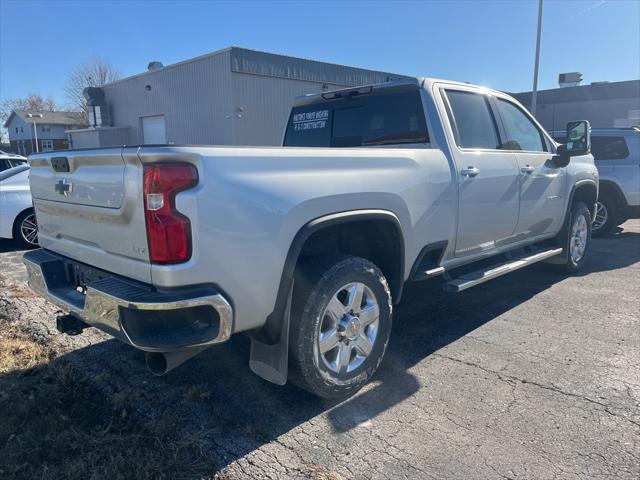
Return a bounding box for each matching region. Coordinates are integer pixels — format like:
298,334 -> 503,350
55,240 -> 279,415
13,209 -> 38,248
289,255 -> 392,399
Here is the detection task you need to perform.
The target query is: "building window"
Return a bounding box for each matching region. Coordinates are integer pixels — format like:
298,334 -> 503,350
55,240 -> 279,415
42,139 -> 54,151
20,127 -> 23,133
15,127 -> 18,133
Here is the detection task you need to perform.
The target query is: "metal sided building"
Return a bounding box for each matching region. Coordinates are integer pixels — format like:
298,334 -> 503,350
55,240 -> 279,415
68,47 -> 406,148
512,79 -> 640,131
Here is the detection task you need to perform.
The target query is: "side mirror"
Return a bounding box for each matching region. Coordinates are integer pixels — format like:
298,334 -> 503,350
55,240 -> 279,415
564,120 -> 591,157
554,120 -> 590,167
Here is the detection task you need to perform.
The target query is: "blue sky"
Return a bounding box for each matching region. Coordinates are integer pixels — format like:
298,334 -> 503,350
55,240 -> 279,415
1,0 -> 638,107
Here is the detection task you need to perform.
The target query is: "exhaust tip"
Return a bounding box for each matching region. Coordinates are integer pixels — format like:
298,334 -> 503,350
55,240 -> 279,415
146,352 -> 168,376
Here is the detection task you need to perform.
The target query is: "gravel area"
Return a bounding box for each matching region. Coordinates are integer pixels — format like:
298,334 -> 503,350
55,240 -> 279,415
1,221 -> 638,479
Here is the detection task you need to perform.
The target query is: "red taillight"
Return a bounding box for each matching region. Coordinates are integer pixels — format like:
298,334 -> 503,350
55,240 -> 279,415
143,163 -> 198,264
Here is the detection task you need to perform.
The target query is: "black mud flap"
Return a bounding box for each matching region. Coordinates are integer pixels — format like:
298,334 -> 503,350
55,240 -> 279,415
249,281 -> 293,385
544,209 -> 572,265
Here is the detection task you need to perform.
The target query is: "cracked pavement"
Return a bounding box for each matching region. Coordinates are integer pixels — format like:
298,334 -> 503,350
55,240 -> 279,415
0,220 -> 638,479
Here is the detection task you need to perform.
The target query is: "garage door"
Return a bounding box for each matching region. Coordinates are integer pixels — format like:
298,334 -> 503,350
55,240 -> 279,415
141,115 -> 166,144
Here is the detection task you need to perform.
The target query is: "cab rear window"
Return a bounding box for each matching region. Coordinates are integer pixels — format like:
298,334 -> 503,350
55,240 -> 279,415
284,90 -> 429,147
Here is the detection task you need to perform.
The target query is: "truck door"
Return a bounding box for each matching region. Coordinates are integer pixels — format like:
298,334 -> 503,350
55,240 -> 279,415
442,88 -> 521,257
492,97 -> 566,237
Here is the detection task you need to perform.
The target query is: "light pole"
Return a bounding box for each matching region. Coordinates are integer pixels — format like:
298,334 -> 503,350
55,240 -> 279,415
531,0 -> 544,117
26,113 -> 43,153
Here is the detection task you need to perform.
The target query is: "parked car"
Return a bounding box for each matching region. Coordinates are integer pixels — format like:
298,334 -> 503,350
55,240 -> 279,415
0,164 -> 38,247
0,151 -> 27,172
23,78 -> 598,399
551,128 -> 639,235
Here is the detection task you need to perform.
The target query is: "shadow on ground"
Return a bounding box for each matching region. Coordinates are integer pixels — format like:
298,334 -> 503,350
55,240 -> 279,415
0,239 -> 25,253
1,229 -> 638,478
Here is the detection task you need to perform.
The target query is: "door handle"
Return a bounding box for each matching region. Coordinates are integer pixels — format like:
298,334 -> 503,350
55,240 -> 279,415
460,166 -> 480,177
520,165 -> 535,174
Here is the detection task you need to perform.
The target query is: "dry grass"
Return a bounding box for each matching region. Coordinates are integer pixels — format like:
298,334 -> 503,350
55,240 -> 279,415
0,326 -> 52,374
0,323 -> 223,480
6,284 -> 39,298
306,464 -> 345,480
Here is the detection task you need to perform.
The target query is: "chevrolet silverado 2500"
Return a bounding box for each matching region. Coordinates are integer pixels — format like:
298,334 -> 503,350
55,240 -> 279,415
24,78 -> 598,398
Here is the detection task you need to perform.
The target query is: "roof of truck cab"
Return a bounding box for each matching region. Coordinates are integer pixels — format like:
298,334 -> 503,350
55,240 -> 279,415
292,77 -> 509,107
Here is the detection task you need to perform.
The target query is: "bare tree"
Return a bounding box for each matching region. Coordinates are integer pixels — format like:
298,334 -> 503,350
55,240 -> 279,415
0,94 -> 58,143
64,57 -> 120,118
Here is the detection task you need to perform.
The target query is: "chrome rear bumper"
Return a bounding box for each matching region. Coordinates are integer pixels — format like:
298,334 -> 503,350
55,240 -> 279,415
23,249 -> 233,352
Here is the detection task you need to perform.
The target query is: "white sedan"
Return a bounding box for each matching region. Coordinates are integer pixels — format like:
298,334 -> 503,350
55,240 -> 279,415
0,164 -> 38,247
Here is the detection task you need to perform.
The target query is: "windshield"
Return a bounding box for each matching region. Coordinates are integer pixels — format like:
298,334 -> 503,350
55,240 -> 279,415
284,90 -> 429,147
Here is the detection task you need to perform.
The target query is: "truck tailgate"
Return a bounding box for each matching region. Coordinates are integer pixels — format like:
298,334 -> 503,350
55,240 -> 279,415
28,147 -> 151,283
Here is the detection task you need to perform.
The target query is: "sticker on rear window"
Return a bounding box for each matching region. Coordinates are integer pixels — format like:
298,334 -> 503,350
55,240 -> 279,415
292,110 -> 329,131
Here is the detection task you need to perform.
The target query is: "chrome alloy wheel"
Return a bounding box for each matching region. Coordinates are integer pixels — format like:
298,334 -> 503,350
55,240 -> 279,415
592,201 -> 608,233
317,282 -> 380,375
20,213 -> 38,245
570,213 -> 588,263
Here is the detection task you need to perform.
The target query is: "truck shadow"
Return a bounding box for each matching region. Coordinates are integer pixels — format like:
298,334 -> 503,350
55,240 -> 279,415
0,239 -> 26,253
1,228 -> 638,476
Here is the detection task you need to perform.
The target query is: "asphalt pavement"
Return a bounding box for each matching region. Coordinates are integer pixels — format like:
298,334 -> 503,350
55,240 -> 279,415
0,221 -> 638,479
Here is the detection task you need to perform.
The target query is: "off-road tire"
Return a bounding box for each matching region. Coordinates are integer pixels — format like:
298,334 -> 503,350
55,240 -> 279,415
288,255 -> 392,399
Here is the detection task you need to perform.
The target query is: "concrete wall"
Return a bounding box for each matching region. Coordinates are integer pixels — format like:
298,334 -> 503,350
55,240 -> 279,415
68,130 -> 100,150
69,127 -> 131,149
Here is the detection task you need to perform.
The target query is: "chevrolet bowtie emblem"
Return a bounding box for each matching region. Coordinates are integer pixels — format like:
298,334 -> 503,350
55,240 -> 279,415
55,178 -> 73,196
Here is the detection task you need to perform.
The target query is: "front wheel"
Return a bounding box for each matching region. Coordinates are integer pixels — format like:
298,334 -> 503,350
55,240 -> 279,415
563,201 -> 592,273
289,255 -> 393,399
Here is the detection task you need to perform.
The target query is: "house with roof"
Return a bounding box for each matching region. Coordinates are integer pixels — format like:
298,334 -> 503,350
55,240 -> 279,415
4,110 -> 85,155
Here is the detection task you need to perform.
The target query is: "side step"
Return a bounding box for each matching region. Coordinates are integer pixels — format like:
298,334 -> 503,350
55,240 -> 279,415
443,248 -> 563,293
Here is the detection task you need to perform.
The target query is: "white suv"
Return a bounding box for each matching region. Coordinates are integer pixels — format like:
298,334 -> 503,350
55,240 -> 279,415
553,128 -> 640,235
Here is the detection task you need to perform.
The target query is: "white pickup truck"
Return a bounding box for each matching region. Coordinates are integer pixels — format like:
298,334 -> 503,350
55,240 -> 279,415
24,78 -> 598,398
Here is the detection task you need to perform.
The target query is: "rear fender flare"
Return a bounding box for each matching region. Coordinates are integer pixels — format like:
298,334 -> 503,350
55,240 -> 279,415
258,209 -> 405,345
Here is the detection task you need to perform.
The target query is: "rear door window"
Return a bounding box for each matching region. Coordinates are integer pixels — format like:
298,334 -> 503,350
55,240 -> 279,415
553,135 -> 631,161
284,90 -> 429,147
591,136 -> 630,160
445,90 -> 501,150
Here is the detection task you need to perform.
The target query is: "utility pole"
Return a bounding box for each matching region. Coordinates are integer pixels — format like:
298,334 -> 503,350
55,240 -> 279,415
531,0 -> 544,117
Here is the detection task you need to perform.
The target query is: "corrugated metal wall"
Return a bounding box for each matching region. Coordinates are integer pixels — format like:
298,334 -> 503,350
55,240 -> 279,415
230,73 -> 344,146
98,47 -> 408,146
513,80 -> 640,131
103,50 -> 234,145
230,47 -> 405,86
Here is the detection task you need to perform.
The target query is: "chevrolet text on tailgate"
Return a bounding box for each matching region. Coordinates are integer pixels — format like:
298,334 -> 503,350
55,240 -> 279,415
25,78 -> 598,399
